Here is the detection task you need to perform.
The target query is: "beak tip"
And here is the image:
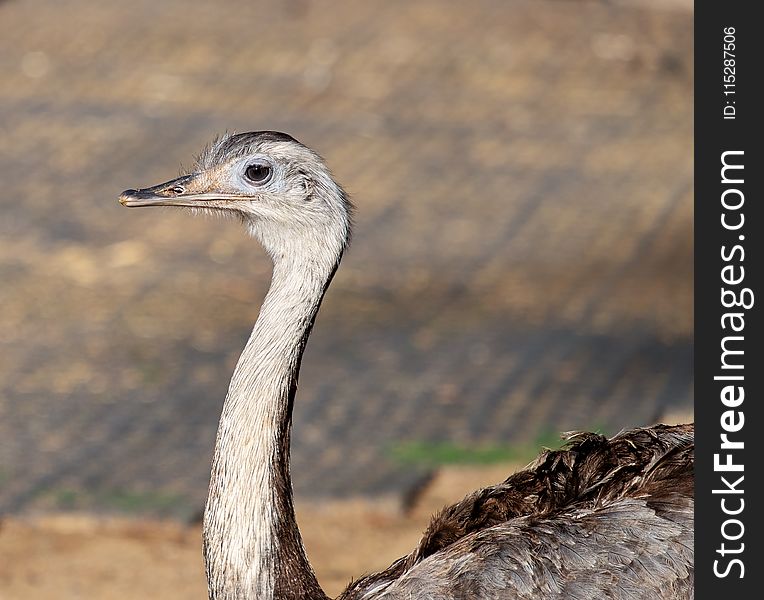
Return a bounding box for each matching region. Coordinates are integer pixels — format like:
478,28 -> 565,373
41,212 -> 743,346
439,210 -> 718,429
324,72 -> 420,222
119,189 -> 138,207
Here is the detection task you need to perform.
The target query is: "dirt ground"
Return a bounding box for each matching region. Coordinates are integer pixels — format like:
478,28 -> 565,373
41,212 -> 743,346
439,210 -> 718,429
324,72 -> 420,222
0,463 -> 518,600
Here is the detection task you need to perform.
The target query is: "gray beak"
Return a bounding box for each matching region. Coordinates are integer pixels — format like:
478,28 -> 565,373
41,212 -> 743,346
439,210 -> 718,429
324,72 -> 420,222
119,174 -> 199,208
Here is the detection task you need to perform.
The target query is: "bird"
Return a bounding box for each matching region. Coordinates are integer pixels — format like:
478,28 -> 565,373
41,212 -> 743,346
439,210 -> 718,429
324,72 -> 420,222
120,131 -> 694,600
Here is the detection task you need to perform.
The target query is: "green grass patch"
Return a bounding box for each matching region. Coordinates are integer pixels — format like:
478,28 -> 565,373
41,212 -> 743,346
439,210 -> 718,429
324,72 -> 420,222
41,486 -> 188,515
54,488 -> 79,509
388,429 -> 603,467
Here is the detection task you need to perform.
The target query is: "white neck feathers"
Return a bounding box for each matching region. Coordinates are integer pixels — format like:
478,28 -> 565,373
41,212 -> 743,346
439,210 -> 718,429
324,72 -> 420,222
203,255 -> 335,600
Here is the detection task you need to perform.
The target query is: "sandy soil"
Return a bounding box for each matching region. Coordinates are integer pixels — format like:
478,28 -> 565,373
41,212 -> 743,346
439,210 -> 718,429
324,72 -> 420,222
0,463 -> 518,600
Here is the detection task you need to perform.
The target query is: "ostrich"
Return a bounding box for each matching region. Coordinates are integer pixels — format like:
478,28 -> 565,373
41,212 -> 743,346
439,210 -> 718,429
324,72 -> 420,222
120,131 -> 694,600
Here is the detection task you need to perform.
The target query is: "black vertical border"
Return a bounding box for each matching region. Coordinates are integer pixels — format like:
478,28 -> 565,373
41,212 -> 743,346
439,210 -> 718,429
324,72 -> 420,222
696,3 -> 761,598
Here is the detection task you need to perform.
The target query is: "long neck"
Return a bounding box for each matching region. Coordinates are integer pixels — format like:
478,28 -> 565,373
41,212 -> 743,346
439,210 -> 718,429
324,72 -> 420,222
203,254 -> 337,600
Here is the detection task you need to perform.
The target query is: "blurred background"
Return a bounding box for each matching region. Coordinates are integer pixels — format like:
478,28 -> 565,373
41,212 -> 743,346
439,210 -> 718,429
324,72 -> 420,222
0,0 -> 692,596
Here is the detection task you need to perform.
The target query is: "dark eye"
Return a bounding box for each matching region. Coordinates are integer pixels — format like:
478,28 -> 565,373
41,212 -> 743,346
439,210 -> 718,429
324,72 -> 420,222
245,163 -> 272,184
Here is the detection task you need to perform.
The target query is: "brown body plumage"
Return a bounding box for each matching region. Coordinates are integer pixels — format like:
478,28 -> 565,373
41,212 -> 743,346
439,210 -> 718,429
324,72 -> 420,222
341,424 -> 693,599
121,131 -> 694,599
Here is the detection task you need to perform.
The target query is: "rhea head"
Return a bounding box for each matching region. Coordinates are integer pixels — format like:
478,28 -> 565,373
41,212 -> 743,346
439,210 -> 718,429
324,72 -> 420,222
120,131 -> 352,269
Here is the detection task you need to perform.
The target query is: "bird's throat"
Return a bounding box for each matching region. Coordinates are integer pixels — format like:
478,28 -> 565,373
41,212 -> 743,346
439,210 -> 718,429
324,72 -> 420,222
203,258 -> 335,600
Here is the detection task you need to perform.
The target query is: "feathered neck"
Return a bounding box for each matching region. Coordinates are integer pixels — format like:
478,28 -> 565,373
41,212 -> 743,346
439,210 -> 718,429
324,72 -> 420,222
202,252 -> 341,600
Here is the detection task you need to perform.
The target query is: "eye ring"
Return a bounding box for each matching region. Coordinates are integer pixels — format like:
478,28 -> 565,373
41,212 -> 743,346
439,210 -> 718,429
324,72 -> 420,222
245,163 -> 272,184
